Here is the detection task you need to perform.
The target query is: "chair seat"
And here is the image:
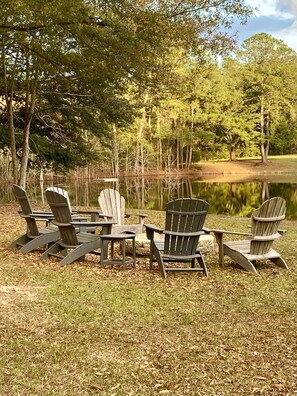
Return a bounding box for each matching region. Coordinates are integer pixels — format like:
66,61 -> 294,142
27,224 -> 59,239
224,240 -> 281,261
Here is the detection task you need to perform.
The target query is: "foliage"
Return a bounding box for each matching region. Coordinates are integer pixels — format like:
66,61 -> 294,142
1,0 -> 296,178
235,33 -> 297,162
0,0 -> 253,183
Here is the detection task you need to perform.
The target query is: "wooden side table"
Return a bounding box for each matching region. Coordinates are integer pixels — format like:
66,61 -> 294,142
100,233 -> 136,269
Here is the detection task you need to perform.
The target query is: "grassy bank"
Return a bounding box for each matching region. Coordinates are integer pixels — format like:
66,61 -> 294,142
195,155 -> 297,183
0,204 -> 296,395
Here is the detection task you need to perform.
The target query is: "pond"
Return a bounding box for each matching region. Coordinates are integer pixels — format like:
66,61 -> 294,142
1,176 -> 296,219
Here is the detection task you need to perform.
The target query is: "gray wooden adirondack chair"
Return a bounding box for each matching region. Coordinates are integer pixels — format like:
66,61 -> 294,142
98,189 -> 147,235
145,198 -> 209,279
9,184 -> 60,253
211,197 -> 288,273
46,186 -> 103,233
40,189 -> 113,265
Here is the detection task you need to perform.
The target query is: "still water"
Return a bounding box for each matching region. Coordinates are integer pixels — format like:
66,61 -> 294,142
1,177 -> 296,219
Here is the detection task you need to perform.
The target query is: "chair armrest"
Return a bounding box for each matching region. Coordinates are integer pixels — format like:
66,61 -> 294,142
74,210 -> 106,221
71,221 -> 115,227
32,211 -> 52,216
125,213 -> 148,224
209,229 -> 252,267
145,224 -> 164,240
163,230 -> 205,237
71,221 -> 115,235
30,213 -> 54,219
29,213 -> 54,225
125,213 -> 148,218
100,213 -> 114,219
210,229 -> 252,237
248,225 -> 287,235
202,227 -> 211,234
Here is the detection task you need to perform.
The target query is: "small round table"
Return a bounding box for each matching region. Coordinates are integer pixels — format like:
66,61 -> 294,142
100,232 -> 136,269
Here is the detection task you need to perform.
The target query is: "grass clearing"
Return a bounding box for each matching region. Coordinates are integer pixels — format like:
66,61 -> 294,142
0,204 -> 296,395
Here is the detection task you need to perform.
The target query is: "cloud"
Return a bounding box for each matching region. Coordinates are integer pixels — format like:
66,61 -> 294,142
230,0 -> 297,52
275,0 -> 297,16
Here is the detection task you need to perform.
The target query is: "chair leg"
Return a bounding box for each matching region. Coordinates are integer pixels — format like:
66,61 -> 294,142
9,234 -> 30,249
59,241 -> 99,265
197,254 -> 208,276
224,245 -> 258,274
59,248 -> 86,265
40,243 -> 64,260
149,240 -> 154,270
153,246 -> 166,279
270,257 -> 289,270
19,231 -> 60,253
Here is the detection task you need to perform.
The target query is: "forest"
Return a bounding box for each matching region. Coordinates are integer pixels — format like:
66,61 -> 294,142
1,0 -> 297,187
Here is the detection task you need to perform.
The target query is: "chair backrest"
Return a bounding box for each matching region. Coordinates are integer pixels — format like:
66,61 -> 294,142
45,189 -> 78,246
163,198 -> 209,257
98,189 -> 125,225
250,197 -> 286,255
46,186 -> 72,212
13,184 -> 33,215
13,184 -> 39,236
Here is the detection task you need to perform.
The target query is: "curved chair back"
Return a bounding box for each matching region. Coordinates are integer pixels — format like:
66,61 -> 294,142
250,197 -> 286,255
45,189 -> 79,246
98,189 -> 125,225
13,184 -> 39,237
163,198 -> 209,257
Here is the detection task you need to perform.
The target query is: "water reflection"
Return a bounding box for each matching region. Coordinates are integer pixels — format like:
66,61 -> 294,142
1,177 -> 296,219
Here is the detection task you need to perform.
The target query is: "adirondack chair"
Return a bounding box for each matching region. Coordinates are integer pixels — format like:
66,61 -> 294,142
40,189 -> 113,265
46,186 -> 104,233
9,184 -> 60,253
211,197 -> 288,273
98,189 -> 147,235
145,198 -> 209,279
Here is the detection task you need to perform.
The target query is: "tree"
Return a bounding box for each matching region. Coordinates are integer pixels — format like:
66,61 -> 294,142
0,0 -> 253,185
236,33 -> 297,163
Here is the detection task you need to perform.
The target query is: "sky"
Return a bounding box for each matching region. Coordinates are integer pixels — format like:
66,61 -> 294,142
232,0 -> 297,52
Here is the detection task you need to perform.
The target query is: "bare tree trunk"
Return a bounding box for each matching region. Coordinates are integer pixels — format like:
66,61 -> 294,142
135,92 -> 148,174
187,103 -> 194,168
7,99 -> 19,183
112,124 -> 119,177
18,56 -> 38,188
155,109 -> 162,171
229,147 -> 237,161
260,97 -> 268,164
19,121 -> 31,188
2,38 -> 19,183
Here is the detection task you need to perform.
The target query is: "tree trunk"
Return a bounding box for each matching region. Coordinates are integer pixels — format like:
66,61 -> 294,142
19,121 -> 31,188
229,147 -> 237,161
187,103 -> 194,169
112,124 -> 119,178
260,97 -> 268,164
2,38 -> 19,183
7,99 -> 19,183
19,85 -> 37,188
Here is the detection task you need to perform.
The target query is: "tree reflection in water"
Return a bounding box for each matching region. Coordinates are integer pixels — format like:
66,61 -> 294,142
2,177 -> 296,220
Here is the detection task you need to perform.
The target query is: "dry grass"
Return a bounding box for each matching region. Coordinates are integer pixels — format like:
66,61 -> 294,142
0,204 -> 296,396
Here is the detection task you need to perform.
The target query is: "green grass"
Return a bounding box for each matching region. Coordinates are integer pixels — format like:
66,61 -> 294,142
0,205 -> 296,395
